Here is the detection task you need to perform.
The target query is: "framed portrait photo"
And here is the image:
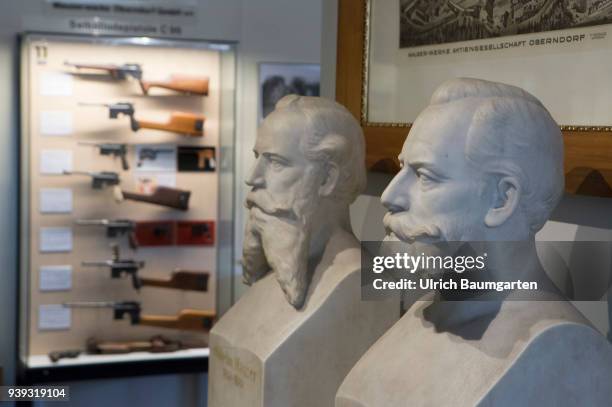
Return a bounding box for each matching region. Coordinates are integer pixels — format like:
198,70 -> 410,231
337,0 -> 612,196
259,63 -> 321,120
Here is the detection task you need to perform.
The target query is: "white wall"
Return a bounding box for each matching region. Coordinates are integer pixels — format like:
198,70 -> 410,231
233,0 -> 323,299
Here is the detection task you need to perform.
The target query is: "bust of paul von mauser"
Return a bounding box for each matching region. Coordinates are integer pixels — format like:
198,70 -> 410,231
336,78 -> 612,407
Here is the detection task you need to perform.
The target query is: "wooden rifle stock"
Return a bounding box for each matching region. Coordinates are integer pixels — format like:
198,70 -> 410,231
137,112 -> 204,137
87,336 -> 207,354
140,270 -> 209,291
139,309 -> 216,332
120,186 -> 191,211
139,75 -> 209,95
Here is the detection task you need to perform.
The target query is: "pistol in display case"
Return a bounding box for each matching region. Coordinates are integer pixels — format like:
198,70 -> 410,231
81,244 -> 145,289
63,301 -> 216,332
62,170 -> 120,189
64,62 -> 143,80
79,142 -> 130,170
137,146 -> 176,167
76,219 -> 215,247
80,102 -> 204,137
64,62 -> 209,95
76,219 -> 135,239
81,244 -> 210,291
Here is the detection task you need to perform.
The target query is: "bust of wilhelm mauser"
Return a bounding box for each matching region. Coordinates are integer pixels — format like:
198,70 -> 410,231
209,95 -> 399,407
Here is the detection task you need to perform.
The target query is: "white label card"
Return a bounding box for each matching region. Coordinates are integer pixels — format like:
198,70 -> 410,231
40,188 -> 73,213
134,173 -> 176,194
39,304 -> 71,331
40,227 -> 73,253
40,110 -> 73,136
40,72 -> 73,96
40,265 -> 72,292
40,150 -> 73,174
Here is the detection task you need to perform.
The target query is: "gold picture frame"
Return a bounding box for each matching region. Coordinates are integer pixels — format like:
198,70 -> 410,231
336,0 -> 612,197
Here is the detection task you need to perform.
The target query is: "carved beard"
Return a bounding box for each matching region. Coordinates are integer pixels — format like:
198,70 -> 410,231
382,211 -> 475,276
383,211 -> 447,276
383,211 -> 442,243
241,187 -> 318,309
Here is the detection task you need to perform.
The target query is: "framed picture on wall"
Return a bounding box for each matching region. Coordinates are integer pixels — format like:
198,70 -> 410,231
336,0 -> 612,197
259,63 -> 321,120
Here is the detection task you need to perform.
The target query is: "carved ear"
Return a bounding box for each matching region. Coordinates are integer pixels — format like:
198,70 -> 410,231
485,176 -> 520,228
319,161 -> 340,197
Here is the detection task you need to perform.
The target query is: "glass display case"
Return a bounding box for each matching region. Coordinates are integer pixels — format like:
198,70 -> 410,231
18,33 -> 236,382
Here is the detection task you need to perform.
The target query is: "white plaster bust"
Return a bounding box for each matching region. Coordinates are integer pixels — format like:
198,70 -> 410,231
209,96 -> 399,407
336,78 -> 612,406
241,94 -> 367,309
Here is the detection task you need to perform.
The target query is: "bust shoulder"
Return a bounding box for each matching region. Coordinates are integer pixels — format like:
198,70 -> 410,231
480,322 -> 612,406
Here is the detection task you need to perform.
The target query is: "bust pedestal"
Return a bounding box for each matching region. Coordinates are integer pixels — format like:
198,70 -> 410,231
208,237 -> 399,407
336,298 -> 612,407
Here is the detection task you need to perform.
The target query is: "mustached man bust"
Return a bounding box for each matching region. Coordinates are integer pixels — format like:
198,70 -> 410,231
336,78 -> 612,407
208,95 -> 400,407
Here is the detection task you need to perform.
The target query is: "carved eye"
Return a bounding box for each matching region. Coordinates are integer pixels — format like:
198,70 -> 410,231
269,159 -> 284,171
417,170 -> 436,186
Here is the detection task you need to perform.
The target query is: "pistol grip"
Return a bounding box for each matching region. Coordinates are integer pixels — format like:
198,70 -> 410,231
139,80 -> 150,95
121,154 -> 130,170
128,232 -> 139,249
132,273 -> 142,291
130,116 -> 140,132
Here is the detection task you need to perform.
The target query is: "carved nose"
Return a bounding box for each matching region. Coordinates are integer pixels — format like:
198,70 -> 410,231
245,174 -> 264,188
381,172 -> 410,213
245,160 -> 265,188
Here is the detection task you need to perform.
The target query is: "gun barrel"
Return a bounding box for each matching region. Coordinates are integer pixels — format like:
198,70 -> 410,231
63,301 -> 117,309
65,62 -> 117,68
79,142 -> 125,149
78,102 -> 111,107
82,260 -> 143,268
76,219 -> 133,227
75,219 -> 111,226
63,170 -> 93,176
81,261 -> 113,267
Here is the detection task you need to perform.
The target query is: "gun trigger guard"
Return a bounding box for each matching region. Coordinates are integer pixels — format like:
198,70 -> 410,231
132,273 -> 142,291
128,232 -> 138,249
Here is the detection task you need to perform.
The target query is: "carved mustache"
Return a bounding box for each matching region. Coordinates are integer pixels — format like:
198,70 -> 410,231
383,212 -> 442,242
245,191 -> 298,220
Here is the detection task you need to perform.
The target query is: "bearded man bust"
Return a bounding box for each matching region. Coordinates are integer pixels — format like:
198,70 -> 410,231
335,78 -> 612,407
208,95 -> 400,407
